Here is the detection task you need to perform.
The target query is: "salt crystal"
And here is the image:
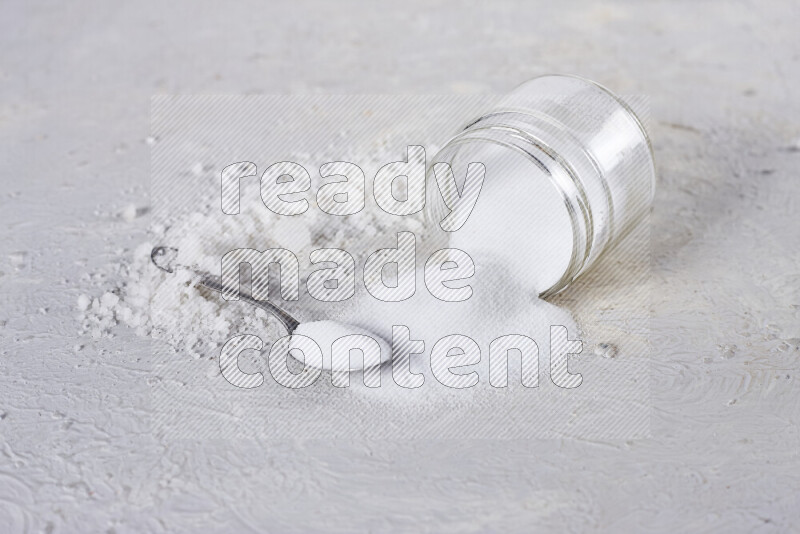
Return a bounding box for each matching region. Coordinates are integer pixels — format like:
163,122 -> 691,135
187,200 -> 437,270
77,294 -> 91,311
121,204 -> 138,222
100,292 -> 119,309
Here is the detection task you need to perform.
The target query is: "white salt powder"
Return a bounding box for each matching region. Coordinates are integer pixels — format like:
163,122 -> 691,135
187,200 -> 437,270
80,142 -> 580,382
78,145 -> 431,357
316,259 -> 579,403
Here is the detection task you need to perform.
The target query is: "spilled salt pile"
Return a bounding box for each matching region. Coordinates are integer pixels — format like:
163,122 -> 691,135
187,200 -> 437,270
78,142 -> 581,395
76,145 -> 431,358
305,259 -> 579,404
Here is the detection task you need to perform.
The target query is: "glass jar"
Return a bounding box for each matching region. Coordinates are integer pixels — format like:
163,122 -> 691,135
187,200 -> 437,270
425,74 -> 656,297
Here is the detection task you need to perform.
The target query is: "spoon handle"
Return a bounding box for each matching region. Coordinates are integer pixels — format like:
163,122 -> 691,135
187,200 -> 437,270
197,273 -> 300,334
151,246 -> 300,334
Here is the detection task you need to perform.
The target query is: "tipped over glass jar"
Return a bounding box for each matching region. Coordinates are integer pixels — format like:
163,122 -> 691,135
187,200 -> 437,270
425,74 -> 656,298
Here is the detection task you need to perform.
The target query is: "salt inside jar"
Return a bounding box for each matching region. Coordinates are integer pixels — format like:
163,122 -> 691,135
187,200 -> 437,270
426,75 -> 656,297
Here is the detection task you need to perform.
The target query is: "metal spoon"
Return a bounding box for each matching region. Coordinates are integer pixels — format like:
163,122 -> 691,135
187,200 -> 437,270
150,246 -> 300,334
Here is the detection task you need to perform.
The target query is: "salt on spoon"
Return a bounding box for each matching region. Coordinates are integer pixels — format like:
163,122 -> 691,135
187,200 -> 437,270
291,320 -> 393,372
150,246 -> 392,371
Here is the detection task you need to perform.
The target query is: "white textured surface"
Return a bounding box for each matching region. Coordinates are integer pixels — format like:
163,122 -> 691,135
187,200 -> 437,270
1,1 -> 799,532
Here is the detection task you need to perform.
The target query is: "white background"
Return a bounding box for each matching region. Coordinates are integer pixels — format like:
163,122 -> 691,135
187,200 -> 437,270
1,1 -> 798,532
